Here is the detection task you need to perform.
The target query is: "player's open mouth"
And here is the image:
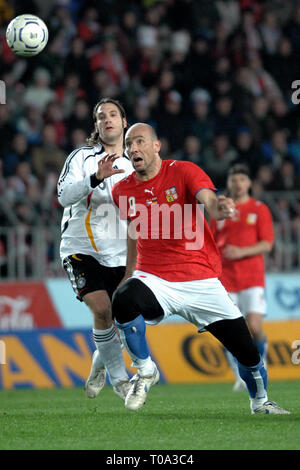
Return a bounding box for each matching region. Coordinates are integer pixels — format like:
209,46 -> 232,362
133,157 -> 143,163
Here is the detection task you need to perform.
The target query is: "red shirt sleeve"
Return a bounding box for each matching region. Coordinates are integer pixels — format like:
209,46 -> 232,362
257,203 -> 274,245
181,161 -> 216,197
112,182 -> 128,220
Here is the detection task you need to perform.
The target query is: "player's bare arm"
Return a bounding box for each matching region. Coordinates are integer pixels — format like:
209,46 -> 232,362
196,190 -> 235,220
224,240 -> 273,260
118,224 -> 137,286
95,153 -> 125,181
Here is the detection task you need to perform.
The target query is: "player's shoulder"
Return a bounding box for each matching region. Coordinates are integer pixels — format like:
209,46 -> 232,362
65,144 -> 103,162
164,159 -> 206,174
251,198 -> 270,210
112,171 -> 135,192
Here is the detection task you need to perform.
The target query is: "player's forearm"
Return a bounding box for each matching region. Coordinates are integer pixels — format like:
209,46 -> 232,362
57,175 -> 96,207
239,241 -> 273,258
125,229 -> 137,277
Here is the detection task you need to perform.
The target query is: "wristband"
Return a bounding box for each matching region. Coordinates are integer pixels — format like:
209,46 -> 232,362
90,173 -> 104,188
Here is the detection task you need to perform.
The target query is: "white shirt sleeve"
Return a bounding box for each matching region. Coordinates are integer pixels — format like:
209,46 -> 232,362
57,148 -> 93,207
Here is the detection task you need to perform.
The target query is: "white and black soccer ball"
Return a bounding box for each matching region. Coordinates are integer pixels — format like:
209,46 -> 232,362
6,14 -> 48,57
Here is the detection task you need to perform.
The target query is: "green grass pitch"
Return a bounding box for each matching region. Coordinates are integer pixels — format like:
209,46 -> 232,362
0,380 -> 299,450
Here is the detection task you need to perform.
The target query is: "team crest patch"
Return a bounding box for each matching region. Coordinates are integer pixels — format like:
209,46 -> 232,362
165,186 -> 178,202
246,213 -> 257,224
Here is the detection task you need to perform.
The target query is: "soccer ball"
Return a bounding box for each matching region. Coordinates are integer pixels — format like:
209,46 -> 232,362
6,14 -> 48,57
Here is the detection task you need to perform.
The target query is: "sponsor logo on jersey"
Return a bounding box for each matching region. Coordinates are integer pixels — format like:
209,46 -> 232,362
165,186 -> 178,202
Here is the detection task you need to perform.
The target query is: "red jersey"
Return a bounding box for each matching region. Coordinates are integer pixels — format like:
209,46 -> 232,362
210,197 -> 274,292
112,159 -> 222,282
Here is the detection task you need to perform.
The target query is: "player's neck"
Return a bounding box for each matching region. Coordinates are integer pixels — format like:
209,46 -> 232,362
234,194 -> 250,204
103,140 -> 124,156
136,158 -> 162,181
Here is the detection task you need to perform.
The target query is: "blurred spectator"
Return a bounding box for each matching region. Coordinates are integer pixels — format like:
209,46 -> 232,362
156,90 -> 187,153
175,135 -> 204,166
55,71 -> 86,118
259,9 -> 281,57
288,127 -> 300,174
268,36 -> 299,100
130,95 -> 157,129
16,105 -> 43,146
186,33 -> 213,91
243,96 -> 273,146
66,98 -> 93,141
213,94 -> 242,137
44,101 -> 67,147
22,67 -> 56,113
90,31 -> 129,89
271,159 -> 300,190
261,129 -> 292,171
246,52 -> 283,100
202,133 -> 238,188
0,105 -> 14,154
64,36 -> 90,87
31,124 -> 67,181
69,128 -> 89,151
233,127 -> 263,175
2,134 -> 31,177
187,88 -> 214,148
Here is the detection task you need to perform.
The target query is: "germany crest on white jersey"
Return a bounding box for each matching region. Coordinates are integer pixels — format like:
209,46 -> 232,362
57,144 -> 133,267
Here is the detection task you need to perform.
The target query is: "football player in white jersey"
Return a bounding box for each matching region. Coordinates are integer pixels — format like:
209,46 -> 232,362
57,98 -> 134,400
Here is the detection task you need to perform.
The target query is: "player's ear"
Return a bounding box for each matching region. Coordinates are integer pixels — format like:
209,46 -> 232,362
154,139 -> 161,153
123,118 -> 127,129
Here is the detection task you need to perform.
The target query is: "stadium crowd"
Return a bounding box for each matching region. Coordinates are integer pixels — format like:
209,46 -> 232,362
0,0 -> 300,277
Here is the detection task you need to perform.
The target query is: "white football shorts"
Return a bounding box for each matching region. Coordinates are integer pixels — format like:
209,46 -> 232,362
132,270 -> 242,331
228,287 -> 266,316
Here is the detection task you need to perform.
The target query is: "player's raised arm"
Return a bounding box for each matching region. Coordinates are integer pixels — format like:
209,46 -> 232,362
196,190 -> 235,221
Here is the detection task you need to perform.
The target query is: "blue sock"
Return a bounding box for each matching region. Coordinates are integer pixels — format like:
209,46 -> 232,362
238,358 -> 268,399
116,314 -> 149,360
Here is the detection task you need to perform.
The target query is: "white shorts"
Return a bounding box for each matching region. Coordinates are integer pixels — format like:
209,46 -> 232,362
228,287 -> 266,316
132,270 -> 242,332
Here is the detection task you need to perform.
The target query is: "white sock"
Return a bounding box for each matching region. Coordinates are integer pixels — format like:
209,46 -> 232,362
93,326 -> 128,386
92,349 -> 104,371
225,349 -> 244,382
134,357 -> 156,377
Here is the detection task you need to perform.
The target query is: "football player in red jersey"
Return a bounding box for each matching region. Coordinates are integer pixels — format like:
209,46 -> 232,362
111,123 -> 289,415
210,164 -> 274,390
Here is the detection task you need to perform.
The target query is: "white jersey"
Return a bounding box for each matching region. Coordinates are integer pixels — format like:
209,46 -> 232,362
57,144 -> 133,267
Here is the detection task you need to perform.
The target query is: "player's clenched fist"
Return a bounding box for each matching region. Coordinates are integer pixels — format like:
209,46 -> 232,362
217,195 -> 236,219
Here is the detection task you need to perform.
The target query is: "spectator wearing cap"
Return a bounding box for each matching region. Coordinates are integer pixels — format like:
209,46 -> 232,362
156,90 -> 187,153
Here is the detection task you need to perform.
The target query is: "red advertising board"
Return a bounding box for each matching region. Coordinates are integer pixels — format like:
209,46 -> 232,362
0,282 -> 62,329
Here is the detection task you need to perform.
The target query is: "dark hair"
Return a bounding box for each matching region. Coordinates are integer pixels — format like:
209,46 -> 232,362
86,98 -> 127,147
227,163 -> 251,179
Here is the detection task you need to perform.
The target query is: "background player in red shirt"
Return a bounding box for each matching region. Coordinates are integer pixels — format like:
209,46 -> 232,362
210,164 -> 274,391
111,123 -> 289,415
